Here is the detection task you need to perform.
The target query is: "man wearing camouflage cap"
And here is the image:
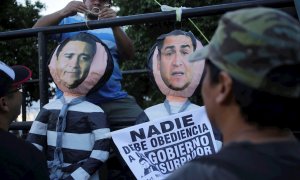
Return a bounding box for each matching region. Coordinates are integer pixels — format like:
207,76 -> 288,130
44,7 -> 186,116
166,7 -> 300,180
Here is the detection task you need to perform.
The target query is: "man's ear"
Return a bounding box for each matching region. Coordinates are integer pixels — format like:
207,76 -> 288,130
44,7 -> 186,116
215,71 -> 233,104
0,97 -> 9,112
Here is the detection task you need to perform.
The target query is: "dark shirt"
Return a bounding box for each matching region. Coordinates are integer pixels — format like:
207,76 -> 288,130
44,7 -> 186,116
166,140 -> 300,180
0,129 -> 49,180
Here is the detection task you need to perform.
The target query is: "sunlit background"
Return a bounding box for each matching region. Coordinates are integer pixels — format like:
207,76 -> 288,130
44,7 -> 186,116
17,0 -> 72,15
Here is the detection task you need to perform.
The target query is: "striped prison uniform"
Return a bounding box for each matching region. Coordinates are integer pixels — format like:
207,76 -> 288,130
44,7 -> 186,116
27,99 -> 110,180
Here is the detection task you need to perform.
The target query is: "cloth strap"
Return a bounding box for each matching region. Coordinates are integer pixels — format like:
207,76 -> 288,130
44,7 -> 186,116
161,5 -> 186,21
49,96 -> 85,180
153,0 -> 210,43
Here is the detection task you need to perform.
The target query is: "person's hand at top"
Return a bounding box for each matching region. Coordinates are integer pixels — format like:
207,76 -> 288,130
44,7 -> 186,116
98,5 -> 116,19
85,0 -> 114,20
60,1 -> 88,18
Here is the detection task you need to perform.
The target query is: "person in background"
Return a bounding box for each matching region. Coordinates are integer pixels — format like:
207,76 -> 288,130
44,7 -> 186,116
33,0 -> 142,127
0,61 -> 49,179
166,7 -> 300,180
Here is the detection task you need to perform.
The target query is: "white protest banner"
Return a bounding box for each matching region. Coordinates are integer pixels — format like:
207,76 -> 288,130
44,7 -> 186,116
111,109 -> 218,180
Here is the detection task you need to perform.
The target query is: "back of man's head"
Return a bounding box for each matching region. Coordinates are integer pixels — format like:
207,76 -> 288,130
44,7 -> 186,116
190,7 -> 300,98
189,7 -> 300,129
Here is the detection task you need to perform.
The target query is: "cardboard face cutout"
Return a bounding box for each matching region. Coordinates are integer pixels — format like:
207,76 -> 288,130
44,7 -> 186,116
147,31 -> 205,98
49,32 -> 113,96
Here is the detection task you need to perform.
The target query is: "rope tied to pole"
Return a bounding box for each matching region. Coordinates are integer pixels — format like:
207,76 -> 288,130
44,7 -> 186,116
153,0 -> 209,44
84,4 -> 111,29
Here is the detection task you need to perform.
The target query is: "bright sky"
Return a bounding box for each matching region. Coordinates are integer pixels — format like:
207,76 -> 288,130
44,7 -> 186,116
17,0 -> 73,15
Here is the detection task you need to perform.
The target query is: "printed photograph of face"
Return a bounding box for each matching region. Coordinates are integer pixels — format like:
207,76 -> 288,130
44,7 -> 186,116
56,36 -> 96,89
158,35 -> 194,91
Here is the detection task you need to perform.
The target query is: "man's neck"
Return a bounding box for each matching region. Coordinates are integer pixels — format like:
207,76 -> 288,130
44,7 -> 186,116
0,115 -> 9,131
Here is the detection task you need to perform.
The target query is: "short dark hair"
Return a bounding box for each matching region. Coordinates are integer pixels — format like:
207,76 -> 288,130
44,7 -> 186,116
56,33 -> 97,58
156,30 -> 197,56
205,60 -> 300,130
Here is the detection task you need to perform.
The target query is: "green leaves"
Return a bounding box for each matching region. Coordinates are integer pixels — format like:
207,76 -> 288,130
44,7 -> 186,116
0,0 -> 45,103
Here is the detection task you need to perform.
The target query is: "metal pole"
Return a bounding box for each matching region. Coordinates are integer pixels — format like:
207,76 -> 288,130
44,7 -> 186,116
38,32 -> 49,107
21,85 -> 26,122
0,0 -> 294,40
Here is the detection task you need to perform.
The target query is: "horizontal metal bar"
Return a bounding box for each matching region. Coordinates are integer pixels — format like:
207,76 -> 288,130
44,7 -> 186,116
24,69 -> 148,84
0,0 -> 294,40
9,119 -> 136,131
9,121 -> 300,134
121,69 -> 148,75
9,121 -> 32,130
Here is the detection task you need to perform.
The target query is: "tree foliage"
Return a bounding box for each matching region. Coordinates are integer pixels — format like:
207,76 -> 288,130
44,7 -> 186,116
113,0 -> 224,108
0,0 -> 45,104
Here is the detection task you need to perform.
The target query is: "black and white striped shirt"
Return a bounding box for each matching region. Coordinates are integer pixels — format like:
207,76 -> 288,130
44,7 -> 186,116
27,99 -> 110,180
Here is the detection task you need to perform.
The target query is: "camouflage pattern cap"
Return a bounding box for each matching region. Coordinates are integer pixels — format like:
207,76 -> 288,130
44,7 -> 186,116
189,7 -> 300,98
